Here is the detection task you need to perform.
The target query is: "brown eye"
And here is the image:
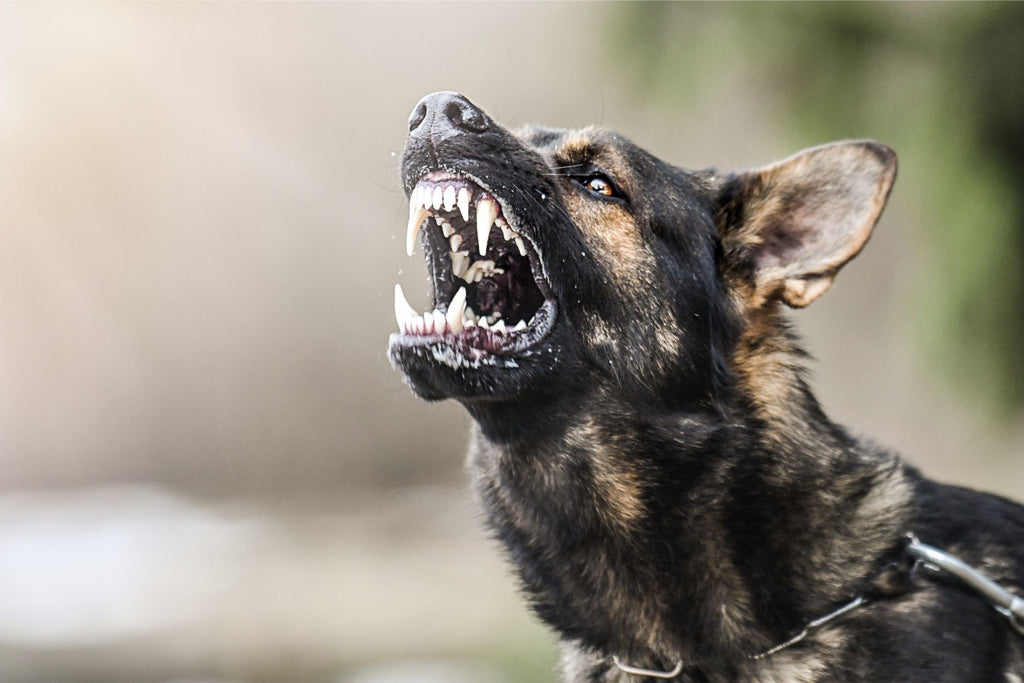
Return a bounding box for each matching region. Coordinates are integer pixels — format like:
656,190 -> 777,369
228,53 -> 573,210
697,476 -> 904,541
584,176 -> 613,196
567,170 -> 625,201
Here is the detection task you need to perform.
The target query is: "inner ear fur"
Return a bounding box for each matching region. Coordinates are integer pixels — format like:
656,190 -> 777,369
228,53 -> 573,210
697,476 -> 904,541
716,140 -> 897,309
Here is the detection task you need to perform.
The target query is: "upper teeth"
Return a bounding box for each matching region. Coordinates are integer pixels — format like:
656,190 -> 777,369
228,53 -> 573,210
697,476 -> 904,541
457,187 -> 471,221
450,251 -> 470,278
406,194 -> 430,257
406,183 -> 528,260
476,197 -> 499,256
461,259 -> 503,283
399,181 -> 536,338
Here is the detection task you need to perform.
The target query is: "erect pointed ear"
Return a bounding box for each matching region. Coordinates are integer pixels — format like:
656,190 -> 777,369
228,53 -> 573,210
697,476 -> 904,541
715,141 -> 897,308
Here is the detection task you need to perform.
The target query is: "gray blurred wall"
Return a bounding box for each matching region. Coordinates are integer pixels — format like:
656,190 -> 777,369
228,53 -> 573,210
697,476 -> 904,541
0,2 -> 1020,507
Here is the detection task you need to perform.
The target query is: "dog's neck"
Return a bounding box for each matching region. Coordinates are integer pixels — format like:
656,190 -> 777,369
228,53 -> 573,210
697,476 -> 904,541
466,331 -> 913,670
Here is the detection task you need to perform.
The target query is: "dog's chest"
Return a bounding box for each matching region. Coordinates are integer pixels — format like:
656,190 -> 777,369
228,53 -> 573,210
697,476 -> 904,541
561,630 -> 844,683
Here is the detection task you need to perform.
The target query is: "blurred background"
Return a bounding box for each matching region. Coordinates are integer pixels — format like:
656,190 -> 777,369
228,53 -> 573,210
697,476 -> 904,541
1,3 -> 1022,682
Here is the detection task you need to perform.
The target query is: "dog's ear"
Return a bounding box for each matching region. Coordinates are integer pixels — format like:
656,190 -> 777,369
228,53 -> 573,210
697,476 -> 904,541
716,141 -> 897,308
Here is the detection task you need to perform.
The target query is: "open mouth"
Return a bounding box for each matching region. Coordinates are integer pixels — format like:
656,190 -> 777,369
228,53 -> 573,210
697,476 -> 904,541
393,172 -> 557,365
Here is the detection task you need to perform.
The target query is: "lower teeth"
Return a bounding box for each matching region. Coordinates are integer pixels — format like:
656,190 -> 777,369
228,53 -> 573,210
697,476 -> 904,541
395,284 -> 533,337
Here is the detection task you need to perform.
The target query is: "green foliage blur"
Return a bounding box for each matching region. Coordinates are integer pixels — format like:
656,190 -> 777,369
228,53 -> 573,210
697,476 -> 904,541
608,3 -> 1024,414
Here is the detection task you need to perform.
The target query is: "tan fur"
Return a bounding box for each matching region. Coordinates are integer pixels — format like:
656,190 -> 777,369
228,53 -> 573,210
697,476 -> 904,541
558,130 -> 600,164
730,306 -> 805,427
557,132 -> 681,376
724,142 -> 897,309
566,419 -> 645,532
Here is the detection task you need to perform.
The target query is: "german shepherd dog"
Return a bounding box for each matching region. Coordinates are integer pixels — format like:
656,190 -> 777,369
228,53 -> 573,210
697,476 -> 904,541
389,92 -> 1024,681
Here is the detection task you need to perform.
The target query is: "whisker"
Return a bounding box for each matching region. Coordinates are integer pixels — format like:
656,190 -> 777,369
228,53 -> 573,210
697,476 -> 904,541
542,164 -> 588,175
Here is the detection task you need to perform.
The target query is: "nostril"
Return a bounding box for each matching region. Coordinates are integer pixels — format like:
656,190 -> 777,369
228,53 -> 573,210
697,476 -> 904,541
408,102 -> 427,132
445,99 -> 488,133
444,102 -> 462,125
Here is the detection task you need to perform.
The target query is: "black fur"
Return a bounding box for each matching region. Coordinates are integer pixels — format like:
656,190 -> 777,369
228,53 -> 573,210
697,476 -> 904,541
389,92 -> 1024,681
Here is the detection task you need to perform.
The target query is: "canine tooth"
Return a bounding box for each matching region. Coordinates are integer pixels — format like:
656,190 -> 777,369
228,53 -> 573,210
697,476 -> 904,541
476,197 -> 498,255
443,186 -> 456,211
451,251 -> 469,278
432,186 -> 443,210
513,319 -> 527,331
515,237 -> 527,256
450,234 -> 462,251
407,200 -> 430,257
457,187 -> 471,222
433,309 -> 446,334
446,287 -> 467,334
394,284 -> 419,332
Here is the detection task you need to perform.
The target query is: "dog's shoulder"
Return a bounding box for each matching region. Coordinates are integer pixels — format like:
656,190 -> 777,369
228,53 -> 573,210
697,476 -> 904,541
911,473 -> 1024,585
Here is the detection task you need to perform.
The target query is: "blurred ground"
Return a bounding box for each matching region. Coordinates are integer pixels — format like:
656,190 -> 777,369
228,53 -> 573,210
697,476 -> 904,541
0,485 -> 556,683
0,3 -> 1021,682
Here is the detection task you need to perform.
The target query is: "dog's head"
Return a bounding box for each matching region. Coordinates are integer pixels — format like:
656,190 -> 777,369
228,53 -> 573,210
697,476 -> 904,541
389,92 -> 896,424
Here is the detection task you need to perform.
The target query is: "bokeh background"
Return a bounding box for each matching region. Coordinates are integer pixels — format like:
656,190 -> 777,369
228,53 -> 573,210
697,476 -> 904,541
1,3 -> 1022,682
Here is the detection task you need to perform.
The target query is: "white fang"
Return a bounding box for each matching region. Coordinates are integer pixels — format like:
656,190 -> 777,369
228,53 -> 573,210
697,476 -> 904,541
407,192 -> 430,257
476,197 -> 498,255
446,286 -> 467,334
394,283 -> 419,332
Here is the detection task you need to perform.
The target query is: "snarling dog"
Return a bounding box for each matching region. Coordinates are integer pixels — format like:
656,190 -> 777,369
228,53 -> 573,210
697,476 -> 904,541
388,92 -> 1024,681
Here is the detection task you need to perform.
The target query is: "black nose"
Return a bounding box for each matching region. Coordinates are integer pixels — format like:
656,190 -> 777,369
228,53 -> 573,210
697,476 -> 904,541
408,92 -> 489,139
